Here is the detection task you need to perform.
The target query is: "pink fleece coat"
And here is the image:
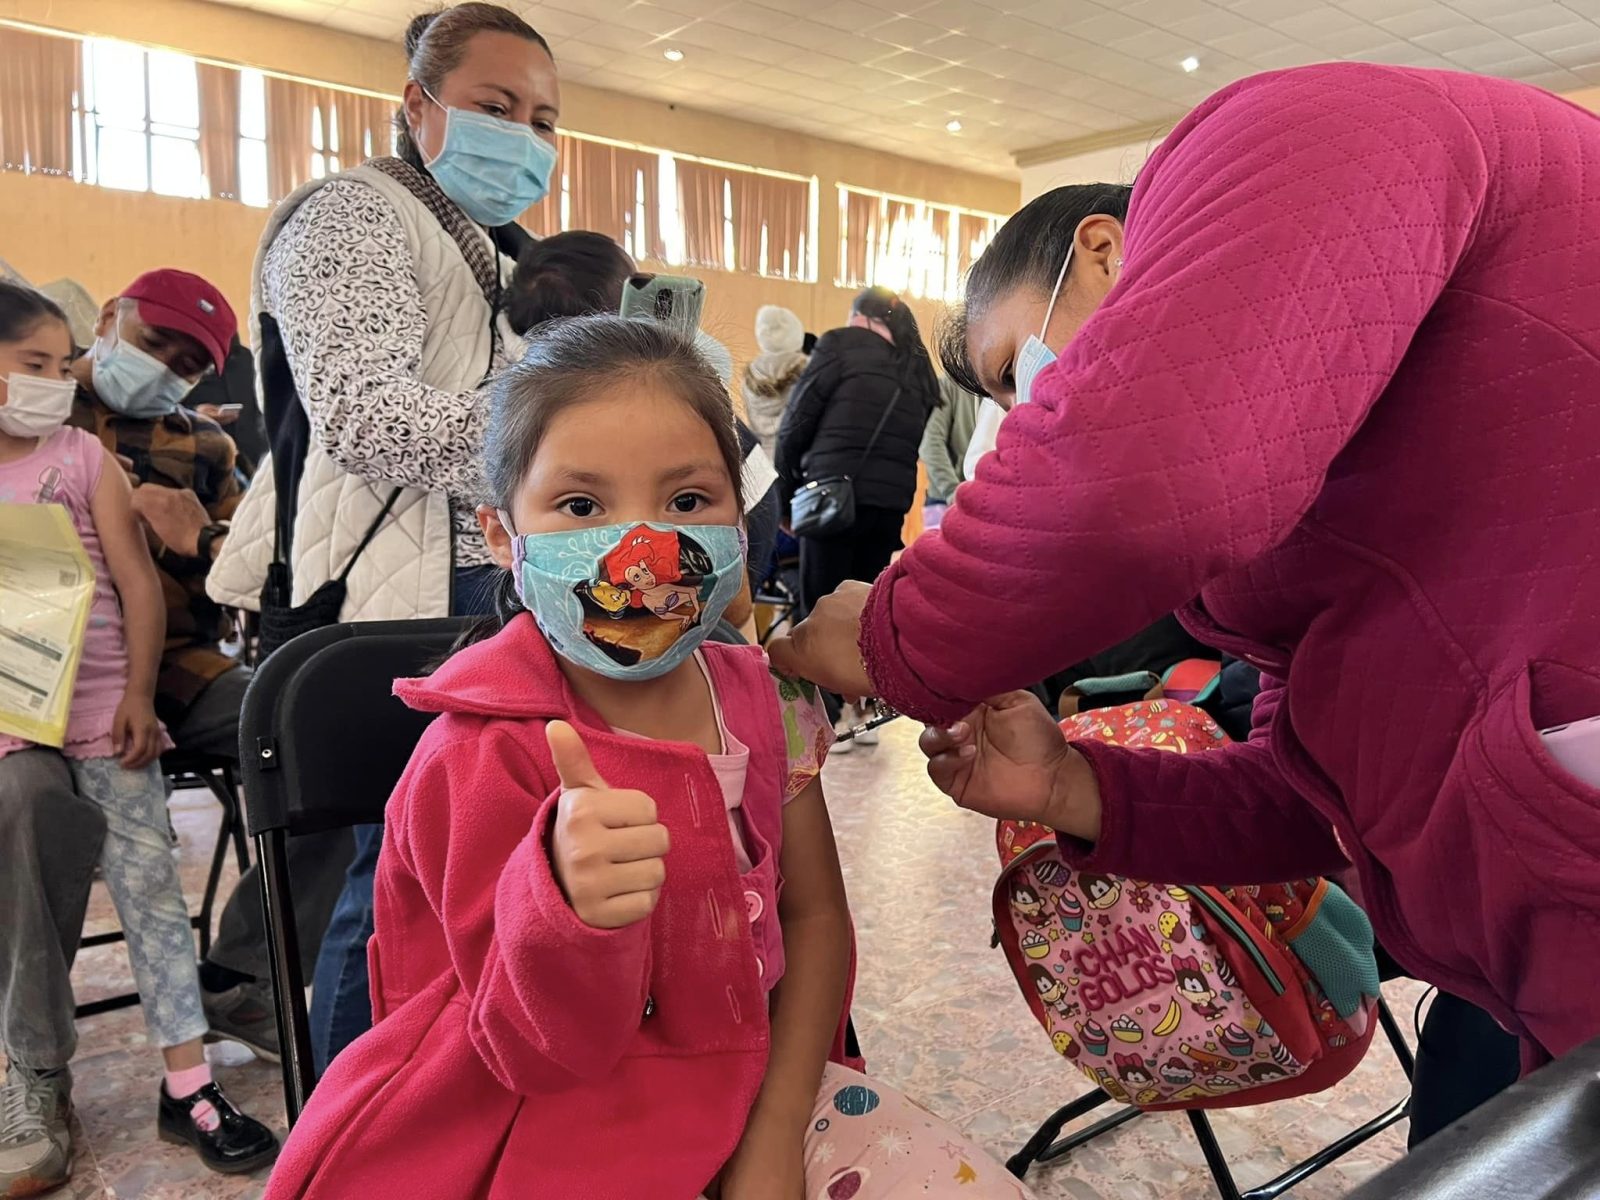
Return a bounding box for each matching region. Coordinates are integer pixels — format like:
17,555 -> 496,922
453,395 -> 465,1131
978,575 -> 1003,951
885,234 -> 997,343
266,616 -> 847,1199
863,64 -> 1600,1062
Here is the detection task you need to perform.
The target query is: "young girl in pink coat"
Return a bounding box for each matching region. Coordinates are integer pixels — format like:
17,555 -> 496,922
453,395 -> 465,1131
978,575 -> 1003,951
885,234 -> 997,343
264,315 -> 1034,1200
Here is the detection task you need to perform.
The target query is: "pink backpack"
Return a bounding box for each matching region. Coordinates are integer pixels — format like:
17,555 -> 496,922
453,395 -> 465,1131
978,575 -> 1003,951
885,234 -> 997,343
992,698 -> 1380,1111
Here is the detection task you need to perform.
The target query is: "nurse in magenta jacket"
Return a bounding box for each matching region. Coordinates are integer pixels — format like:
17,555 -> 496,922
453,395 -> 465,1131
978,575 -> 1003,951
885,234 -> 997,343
772,62 -> 1600,1066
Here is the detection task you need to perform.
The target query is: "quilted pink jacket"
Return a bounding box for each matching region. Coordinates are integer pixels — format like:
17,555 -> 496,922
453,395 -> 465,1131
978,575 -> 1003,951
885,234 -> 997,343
863,64 -> 1600,1062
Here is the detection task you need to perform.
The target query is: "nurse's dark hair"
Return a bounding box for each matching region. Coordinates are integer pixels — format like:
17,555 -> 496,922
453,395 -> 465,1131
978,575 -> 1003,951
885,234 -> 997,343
396,3 -> 552,170
456,315 -> 744,648
939,182 -> 1133,396
0,281 -> 69,344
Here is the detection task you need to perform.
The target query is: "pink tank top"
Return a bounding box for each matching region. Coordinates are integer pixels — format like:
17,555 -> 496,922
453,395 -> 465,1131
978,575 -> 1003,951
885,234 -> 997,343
0,426 -> 132,758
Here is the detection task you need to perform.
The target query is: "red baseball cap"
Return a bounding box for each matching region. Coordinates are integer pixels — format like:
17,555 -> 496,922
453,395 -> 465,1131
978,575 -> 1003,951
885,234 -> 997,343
120,269 -> 236,375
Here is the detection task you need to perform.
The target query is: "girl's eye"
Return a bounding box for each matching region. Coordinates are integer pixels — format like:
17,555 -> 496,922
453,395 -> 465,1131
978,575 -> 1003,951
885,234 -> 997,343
560,497 -> 598,518
999,360 -> 1016,391
482,103 -> 508,118
534,121 -> 556,135
669,493 -> 707,514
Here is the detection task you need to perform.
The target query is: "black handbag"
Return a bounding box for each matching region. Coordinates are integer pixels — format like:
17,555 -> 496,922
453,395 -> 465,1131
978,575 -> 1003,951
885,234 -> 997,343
790,383 -> 903,538
257,487 -> 401,659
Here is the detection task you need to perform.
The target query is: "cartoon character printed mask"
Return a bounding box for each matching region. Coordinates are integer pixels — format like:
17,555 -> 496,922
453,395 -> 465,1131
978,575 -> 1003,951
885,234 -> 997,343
503,519 -> 745,680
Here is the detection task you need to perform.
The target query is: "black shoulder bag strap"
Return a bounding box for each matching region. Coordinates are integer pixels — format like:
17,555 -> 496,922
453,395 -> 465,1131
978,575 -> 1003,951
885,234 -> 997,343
335,485 -> 404,583
847,382 -> 905,482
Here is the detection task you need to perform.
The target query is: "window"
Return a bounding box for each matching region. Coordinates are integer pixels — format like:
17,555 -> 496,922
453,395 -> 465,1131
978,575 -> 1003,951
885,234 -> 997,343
838,185 -> 1004,302
238,69 -> 268,207
76,39 -> 206,198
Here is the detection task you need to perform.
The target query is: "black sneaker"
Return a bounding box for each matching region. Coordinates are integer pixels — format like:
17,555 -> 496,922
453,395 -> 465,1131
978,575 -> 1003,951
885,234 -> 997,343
156,1081 -> 278,1175
202,979 -> 282,1063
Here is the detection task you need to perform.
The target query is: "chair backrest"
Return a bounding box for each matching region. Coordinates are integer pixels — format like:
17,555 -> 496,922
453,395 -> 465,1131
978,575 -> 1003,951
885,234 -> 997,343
238,618 -> 473,838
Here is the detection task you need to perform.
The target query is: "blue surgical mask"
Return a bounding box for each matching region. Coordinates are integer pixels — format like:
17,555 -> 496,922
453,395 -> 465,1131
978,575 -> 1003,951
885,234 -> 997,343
503,519 -> 745,681
90,322 -> 192,418
1013,242 -> 1075,408
420,88 -> 556,227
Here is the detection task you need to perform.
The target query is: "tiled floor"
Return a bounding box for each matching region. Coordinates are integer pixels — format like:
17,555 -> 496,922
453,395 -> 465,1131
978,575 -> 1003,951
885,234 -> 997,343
16,719 -> 1422,1198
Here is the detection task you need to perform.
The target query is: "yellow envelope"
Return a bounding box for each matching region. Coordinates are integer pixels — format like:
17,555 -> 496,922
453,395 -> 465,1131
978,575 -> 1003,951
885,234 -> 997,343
0,504 -> 94,747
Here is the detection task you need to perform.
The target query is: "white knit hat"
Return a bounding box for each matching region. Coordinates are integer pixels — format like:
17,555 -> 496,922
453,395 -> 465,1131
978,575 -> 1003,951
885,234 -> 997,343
754,305 -> 803,355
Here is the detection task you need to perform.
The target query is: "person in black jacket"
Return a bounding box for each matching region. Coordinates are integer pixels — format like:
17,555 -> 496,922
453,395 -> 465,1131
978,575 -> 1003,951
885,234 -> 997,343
776,286 -> 939,735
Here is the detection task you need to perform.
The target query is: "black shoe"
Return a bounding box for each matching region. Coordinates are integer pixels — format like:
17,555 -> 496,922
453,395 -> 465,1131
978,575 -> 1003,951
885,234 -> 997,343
156,1081 -> 278,1175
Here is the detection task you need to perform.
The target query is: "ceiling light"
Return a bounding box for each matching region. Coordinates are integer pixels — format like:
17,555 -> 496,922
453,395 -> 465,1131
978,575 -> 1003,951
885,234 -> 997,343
663,48 -> 685,62
1180,55 -> 1200,73
946,118 -> 962,132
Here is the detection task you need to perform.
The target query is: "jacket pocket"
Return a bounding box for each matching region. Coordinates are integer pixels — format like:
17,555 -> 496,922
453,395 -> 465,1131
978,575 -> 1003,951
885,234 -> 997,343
1466,663 -> 1600,879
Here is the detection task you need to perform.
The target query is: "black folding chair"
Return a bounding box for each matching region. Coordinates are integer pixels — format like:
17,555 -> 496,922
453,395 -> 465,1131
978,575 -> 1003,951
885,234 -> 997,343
74,750 -> 249,1019
1007,982 -> 1416,1199
1346,1035 -> 1600,1200
237,618 -> 471,1126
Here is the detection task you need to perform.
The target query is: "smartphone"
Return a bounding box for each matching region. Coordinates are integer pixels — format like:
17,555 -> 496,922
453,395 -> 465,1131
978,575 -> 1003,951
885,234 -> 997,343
214,403 -> 244,416
1541,715 -> 1600,788
620,273 -> 705,339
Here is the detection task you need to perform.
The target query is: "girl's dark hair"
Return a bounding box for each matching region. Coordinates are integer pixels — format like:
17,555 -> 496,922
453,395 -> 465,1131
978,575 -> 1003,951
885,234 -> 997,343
506,231 -> 635,336
465,315 -> 745,644
0,281 -> 69,344
851,285 -> 940,404
938,183 -> 1133,396
396,3 -> 552,169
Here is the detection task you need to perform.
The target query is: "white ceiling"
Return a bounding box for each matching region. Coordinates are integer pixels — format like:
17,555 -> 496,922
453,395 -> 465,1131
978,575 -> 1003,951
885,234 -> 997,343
211,0 -> 1600,177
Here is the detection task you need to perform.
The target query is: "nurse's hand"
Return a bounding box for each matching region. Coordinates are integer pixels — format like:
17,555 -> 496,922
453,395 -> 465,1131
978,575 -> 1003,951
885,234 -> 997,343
766,581 -> 873,701
919,692 -> 1103,842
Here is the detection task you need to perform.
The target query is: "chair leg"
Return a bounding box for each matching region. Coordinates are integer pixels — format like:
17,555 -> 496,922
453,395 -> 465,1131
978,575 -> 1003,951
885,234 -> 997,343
258,830 -> 317,1127
1187,1110 -> 1244,1200
1006,1088 -> 1122,1177
195,808 -> 233,960
1377,995 -> 1416,1081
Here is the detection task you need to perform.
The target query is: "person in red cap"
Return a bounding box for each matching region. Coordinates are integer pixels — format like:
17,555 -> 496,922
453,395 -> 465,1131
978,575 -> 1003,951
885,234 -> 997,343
64,269 -> 307,1091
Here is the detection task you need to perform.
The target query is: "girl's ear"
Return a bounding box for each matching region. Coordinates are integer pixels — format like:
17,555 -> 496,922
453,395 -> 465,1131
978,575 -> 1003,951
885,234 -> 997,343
477,504 -> 516,571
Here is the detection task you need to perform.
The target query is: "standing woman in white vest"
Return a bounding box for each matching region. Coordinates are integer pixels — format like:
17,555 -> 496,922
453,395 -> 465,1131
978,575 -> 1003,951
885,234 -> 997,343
209,2 -> 561,1071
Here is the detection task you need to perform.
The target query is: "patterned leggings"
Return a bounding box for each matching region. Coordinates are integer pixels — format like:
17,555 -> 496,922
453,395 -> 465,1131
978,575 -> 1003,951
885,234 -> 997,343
68,757 -> 208,1049
704,1064 -> 1038,1198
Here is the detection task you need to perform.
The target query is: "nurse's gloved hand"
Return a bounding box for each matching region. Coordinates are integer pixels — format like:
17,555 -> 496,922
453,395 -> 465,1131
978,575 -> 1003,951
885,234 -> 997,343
919,691 -> 1103,843
547,721 -> 670,929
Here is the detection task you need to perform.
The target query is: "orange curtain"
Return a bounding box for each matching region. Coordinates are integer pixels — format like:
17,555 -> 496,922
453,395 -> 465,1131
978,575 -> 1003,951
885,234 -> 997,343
0,27 -> 80,177
265,75 -> 315,200
957,212 -> 1000,277
841,190 -> 878,287
731,172 -> 807,279
324,89 -> 395,165
560,139 -> 661,260
266,77 -> 396,201
676,157 -> 727,271
517,133 -> 570,238
196,62 -> 240,200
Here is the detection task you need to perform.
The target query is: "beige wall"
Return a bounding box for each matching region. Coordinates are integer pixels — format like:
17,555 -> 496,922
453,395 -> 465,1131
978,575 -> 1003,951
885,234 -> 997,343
0,0 -> 1019,371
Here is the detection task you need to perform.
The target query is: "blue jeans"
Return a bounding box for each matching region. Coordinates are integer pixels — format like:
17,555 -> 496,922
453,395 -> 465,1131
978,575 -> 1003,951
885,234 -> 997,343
307,565 -> 504,1075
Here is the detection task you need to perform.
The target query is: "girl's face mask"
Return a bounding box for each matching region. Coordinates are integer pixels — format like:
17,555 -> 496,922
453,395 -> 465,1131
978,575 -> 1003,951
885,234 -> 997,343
501,517 -> 745,681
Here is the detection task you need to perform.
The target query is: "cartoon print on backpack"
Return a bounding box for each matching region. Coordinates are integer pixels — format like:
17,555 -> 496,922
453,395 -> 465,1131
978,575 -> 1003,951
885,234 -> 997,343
1173,955 -> 1224,1020
1080,874 -> 1122,911
1029,963 -> 1078,1021
1010,880 -> 1052,927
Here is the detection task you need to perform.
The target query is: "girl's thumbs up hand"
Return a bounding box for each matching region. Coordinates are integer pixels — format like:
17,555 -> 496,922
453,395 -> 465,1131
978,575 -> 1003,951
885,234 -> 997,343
546,721 -> 670,929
